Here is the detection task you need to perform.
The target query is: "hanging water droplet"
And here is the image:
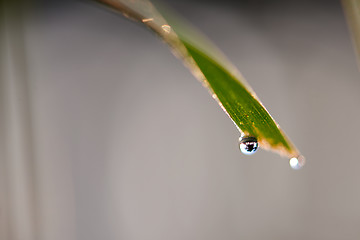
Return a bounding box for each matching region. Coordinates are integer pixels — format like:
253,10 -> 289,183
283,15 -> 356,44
289,155 -> 306,170
239,136 -> 258,155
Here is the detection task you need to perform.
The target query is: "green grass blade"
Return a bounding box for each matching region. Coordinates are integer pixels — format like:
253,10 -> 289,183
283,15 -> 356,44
97,0 -> 303,161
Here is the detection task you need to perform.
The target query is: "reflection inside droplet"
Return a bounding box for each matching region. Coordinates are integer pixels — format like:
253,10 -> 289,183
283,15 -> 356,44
161,24 -> 171,33
239,136 -> 258,155
289,155 -> 306,170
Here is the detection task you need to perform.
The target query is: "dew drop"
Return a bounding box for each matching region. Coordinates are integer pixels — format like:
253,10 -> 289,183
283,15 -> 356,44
289,155 -> 306,170
161,24 -> 171,33
239,136 -> 258,155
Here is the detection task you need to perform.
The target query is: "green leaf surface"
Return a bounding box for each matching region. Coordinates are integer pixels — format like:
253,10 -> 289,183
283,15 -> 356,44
97,0 -> 303,160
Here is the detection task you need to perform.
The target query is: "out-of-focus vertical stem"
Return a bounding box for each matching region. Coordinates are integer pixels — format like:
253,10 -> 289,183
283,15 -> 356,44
342,0 -> 360,69
0,1 -> 10,239
0,0 -> 38,239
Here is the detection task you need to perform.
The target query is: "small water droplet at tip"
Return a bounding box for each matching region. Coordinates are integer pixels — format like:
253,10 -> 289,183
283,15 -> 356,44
289,155 -> 306,170
239,136 -> 258,155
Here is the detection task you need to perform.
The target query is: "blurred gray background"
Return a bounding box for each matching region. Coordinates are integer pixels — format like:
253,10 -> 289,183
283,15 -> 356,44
1,0 -> 360,239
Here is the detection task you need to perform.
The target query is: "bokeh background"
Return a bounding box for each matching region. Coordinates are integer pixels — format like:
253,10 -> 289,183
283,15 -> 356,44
1,0 -> 360,239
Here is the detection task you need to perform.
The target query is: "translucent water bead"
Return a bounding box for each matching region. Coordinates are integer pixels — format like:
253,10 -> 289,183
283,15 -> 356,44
239,136 -> 258,155
289,155 -> 306,170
